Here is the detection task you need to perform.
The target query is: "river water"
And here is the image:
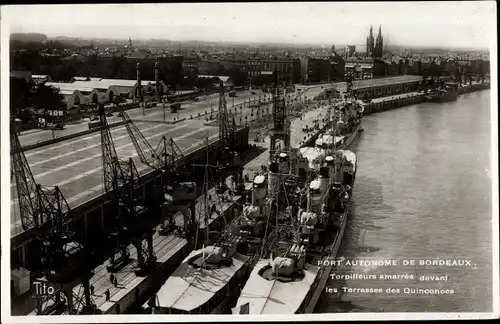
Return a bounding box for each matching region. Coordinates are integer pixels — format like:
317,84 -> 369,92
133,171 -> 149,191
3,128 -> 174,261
315,90 -> 493,313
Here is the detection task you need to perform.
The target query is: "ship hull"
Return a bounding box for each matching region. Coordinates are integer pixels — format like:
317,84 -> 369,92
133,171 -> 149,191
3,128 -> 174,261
342,124 -> 361,150
233,169 -> 357,314
300,196 -> 351,313
425,92 -> 458,102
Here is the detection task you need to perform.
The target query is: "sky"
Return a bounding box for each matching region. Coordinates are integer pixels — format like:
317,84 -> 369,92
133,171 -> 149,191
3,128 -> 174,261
2,2 -> 497,50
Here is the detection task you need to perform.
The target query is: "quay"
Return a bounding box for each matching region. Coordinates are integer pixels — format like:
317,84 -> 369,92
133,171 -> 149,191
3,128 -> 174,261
361,81 -> 490,115
10,93 -> 329,315
10,75 -> 490,315
25,182 -> 245,315
11,87 -> 274,251
304,76 -> 490,116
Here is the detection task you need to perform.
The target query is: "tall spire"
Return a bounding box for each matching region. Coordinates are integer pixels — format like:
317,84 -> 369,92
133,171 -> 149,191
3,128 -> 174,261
368,26 -> 375,57
374,25 -> 383,58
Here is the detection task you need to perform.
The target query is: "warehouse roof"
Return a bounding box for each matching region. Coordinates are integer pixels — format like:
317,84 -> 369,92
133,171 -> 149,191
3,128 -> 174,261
353,75 -> 423,89
198,75 -> 230,82
45,82 -> 96,93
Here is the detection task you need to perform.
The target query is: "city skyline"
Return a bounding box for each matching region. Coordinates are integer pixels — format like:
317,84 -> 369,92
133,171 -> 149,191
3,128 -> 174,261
2,2 -> 496,50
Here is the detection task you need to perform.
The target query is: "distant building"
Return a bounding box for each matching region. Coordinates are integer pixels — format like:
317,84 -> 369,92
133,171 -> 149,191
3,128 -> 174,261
366,25 -> 384,58
346,45 -> 356,58
366,26 -> 375,56
257,57 -> 301,84
247,59 -> 261,78
300,56 -> 331,83
182,54 -> 200,76
45,74 -> 167,110
31,75 -> 53,85
198,59 -> 223,75
352,75 -> 423,100
197,75 -> 233,88
330,54 -> 345,81
10,70 -> 32,83
217,54 -> 249,78
345,57 -> 375,79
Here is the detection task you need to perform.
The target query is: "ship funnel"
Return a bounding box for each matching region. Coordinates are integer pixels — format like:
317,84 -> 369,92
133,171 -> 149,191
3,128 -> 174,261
252,175 -> 266,206
278,152 -> 289,174
268,162 -> 280,197
319,166 -> 329,178
325,155 -> 335,178
318,166 -> 329,195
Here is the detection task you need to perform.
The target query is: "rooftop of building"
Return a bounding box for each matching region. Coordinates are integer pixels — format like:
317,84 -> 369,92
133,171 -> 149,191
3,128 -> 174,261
45,82 -> 96,93
353,75 -> 423,89
32,74 -> 51,79
346,56 -> 374,63
198,75 -> 230,82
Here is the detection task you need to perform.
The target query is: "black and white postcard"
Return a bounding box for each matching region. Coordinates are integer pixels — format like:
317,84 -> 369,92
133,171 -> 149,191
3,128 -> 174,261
1,2 -> 498,322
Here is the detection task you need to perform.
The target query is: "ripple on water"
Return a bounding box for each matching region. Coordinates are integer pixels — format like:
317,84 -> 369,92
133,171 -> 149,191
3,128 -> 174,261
315,90 -> 493,313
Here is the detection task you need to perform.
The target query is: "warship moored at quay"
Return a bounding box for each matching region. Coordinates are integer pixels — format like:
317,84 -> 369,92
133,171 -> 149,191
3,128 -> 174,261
425,81 -> 459,103
12,67 -> 490,316
143,75 -> 363,315
230,85 -> 361,315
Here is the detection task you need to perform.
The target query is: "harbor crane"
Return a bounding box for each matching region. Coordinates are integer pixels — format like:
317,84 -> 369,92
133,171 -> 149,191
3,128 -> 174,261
270,69 -> 291,158
119,110 -> 197,238
11,118 -> 99,315
216,80 -> 245,195
99,104 -> 156,276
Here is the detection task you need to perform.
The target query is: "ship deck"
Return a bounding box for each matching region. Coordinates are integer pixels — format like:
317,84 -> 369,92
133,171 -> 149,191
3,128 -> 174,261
154,251 -> 249,312
233,260 -> 318,314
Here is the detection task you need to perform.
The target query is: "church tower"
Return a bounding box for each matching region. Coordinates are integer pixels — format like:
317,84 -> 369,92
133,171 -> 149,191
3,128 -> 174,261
374,25 -> 384,58
366,26 -> 375,56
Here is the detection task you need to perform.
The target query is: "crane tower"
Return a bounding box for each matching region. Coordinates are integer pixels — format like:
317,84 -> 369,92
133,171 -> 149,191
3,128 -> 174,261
11,118 -> 99,315
270,69 -> 290,157
99,104 -> 156,276
216,81 -> 244,194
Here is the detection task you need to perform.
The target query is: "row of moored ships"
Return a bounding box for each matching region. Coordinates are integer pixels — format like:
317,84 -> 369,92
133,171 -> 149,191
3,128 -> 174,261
143,90 -> 364,315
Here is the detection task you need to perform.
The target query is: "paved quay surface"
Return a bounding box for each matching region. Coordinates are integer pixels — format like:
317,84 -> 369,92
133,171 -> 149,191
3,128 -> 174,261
19,89 -> 270,147
11,89 -> 275,235
10,119 -> 222,237
10,87 -> 324,238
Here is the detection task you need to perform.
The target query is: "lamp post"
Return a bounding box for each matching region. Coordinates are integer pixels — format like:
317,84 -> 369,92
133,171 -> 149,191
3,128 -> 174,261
163,99 -> 166,121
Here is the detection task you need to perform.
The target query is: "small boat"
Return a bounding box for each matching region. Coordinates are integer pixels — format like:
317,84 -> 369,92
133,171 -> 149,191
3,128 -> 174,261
425,82 -> 459,103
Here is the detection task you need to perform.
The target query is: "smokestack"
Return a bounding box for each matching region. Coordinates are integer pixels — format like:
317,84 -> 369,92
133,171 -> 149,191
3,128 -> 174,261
155,60 -> 161,101
136,62 -> 142,102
